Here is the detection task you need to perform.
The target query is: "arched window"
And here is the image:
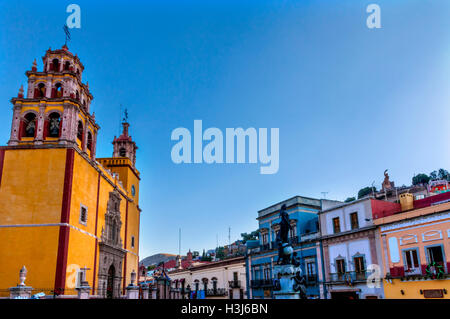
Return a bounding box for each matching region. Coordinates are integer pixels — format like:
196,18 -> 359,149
87,131 -> 93,152
76,90 -> 80,101
194,280 -> 199,291
202,278 -> 208,292
77,121 -> 83,141
52,58 -> 60,72
21,113 -> 37,138
64,61 -> 70,71
211,278 -> 218,293
47,112 -> 61,138
55,83 -> 63,98
119,148 -> 126,157
35,83 -> 46,98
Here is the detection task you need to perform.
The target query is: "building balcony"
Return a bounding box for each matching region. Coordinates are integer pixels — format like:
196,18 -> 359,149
289,236 -> 299,245
251,279 -> 273,289
305,275 -> 318,286
404,267 -> 422,276
329,271 -> 367,283
389,263 -> 450,279
206,288 -> 227,297
228,280 -> 241,289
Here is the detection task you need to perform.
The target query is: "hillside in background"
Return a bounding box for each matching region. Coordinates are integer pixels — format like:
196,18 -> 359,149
139,253 -> 179,267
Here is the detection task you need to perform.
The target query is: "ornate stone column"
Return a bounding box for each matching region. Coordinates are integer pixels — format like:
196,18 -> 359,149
8,105 -> 22,146
35,103 -> 46,144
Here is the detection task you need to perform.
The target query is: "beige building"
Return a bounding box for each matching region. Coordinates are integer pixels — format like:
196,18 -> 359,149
168,256 -> 247,299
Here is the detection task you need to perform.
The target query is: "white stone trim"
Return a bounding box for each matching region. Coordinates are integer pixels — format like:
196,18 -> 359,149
422,230 -> 442,242
399,234 -> 418,246
380,212 -> 450,233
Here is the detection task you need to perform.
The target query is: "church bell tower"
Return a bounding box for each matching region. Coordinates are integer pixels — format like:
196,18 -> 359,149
8,45 -> 99,159
112,112 -> 138,167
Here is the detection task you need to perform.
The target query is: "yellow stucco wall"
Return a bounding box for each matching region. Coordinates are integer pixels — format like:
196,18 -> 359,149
384,278 -> 450,299
0,148 -> 66,296
0,147 -> 141,296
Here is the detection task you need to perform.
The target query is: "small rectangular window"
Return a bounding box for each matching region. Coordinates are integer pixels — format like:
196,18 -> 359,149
332,217 -> 341,233
336,259 -> 346,274
79,205 -> 88,225
131,236 -> 135,248
350,212 -> 359,230
354,256 -> 364,273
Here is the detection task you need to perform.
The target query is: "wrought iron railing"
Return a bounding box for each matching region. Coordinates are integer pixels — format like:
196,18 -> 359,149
228,280 -> 241,288
251,279 -> 273,289
329,271 -> 367,283
206,288 -> 227,296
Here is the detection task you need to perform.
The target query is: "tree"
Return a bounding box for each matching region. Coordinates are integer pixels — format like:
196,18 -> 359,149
412,173 -> 430,185
429,169 -> 450,181
344,197 -> 356,203
240,230 -> 259,244
200,249 -> 212,261
215,246 -> 225,260
358,186 -> 375,199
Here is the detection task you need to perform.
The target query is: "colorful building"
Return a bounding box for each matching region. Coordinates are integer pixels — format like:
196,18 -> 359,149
374,193 -> 450,299
168,256 -> 247,299
0,45 -> 141,298
246,196 -> 330,299
320,197 -> 400,299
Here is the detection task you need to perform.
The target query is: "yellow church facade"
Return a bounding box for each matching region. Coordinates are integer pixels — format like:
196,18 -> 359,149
0,45 -> 141,298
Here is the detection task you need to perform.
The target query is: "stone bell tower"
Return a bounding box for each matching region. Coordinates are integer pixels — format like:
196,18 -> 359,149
112,111 -> 138,167
8,45 -> 99,159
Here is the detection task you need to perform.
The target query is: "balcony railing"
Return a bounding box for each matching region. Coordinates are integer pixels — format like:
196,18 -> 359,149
305,275 -> 318,285
260,243 -> 271,251
251,279 -> 273,289
228,280 -> 241,289
206,288 -> 227,297
404,266 -> 422,276
329,271 -> 367,283
289,236 -> 299,245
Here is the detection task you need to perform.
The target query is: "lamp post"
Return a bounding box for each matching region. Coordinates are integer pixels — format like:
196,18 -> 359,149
186,284 -> 191,299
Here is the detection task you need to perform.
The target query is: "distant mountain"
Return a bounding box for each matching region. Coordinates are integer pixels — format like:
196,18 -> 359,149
139,253 -> 178,267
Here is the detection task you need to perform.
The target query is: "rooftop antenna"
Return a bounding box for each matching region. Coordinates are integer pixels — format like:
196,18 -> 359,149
228,227 -> 231,247
321,192 -> 329,199
371,181 -> 375,197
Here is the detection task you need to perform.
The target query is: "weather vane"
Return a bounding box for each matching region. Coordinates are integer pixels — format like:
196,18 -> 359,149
63,24 -> 71,46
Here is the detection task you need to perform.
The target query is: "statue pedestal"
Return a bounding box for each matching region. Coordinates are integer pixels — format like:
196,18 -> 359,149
76,284 -> 91,299
9,286 -> 33,299
126,284 -> 140,299
272,264 -> 302,300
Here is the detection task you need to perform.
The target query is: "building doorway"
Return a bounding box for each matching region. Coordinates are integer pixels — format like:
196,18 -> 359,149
107,265 -> 115,299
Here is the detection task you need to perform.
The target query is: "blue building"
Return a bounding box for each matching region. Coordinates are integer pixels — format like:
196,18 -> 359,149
246,196 -> 333,299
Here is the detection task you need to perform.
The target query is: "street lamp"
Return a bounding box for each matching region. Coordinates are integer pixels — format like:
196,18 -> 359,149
186,284 -> 191,299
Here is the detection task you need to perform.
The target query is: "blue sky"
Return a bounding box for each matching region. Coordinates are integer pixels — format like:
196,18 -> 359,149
0,0 -> 449,258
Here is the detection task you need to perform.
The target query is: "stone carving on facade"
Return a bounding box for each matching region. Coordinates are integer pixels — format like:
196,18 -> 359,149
97,190 -> 126,298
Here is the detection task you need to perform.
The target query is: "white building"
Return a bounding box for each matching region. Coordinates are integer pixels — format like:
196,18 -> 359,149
168,256 -> 247,299
319,197 -> 398,299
